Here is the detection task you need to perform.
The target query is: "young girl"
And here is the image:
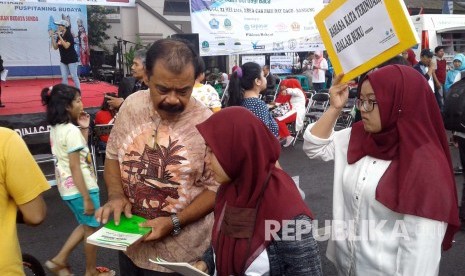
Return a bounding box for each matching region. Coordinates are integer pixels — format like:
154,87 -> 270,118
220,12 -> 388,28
41,84 -> 114,276
194,107 -> 322,275
226,62 -> 279,138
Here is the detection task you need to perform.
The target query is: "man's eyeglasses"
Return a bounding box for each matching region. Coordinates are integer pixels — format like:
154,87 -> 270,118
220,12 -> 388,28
355,99 -> 378,112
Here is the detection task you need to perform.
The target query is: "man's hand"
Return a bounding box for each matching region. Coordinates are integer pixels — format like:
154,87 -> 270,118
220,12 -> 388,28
140,216 -> 173,241
95,193 -> 132,225
105,95 -> 124,109
193,261 -> 208,273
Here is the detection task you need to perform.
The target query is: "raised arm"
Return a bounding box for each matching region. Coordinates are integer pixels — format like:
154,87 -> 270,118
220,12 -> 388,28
310,74 -> 349,139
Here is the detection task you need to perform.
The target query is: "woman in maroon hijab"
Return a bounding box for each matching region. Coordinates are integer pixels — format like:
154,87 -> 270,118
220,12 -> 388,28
195,106 -> 322,275
303,65 -> 460,275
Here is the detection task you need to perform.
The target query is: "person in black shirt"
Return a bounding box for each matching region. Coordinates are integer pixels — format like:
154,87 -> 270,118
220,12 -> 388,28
49,20 -> 80,89
107,49 -> 148,110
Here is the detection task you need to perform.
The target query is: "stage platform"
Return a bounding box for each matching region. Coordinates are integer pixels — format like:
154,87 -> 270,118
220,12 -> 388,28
0,78 -> 117,116
0,78 -> 118,154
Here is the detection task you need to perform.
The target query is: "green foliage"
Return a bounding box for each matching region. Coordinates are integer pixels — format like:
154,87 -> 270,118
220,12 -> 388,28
123,36 -> 152,69
87,6 -> 112,51
123,36 -> 143,69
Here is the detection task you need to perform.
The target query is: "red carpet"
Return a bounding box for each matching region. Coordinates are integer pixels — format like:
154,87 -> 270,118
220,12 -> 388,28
0,78 -> 118,116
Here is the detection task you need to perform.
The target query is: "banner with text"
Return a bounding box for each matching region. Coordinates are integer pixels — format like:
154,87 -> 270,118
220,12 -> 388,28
315,0 -> 418,82
190,0 -> 325,56
241,55 -> 265,66
0,2 -> 88,76
323,0 -> 398,73
270,55 -> 293,74
1,0 -> 134,7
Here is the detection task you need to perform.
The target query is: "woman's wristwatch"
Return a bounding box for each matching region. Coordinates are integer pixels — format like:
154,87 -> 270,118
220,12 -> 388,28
170,214 -> 181,236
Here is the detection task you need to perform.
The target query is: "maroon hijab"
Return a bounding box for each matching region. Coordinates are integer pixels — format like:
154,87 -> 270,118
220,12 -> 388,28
348,65 -> 459,250
406,49 -> 418,66
196,107 -> 312,275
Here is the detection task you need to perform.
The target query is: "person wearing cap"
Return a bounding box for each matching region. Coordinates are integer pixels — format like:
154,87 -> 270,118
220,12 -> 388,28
413,49 -> 435,92
49,20 -> 80,89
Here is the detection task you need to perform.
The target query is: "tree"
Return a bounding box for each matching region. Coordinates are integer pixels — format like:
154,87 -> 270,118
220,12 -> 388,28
87,6 -> 112,51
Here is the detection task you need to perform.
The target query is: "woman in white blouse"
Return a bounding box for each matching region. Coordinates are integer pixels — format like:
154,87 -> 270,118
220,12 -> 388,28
303,65 -> 460,276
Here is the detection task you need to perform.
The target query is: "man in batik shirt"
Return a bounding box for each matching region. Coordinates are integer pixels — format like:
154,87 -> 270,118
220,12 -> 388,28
96,38 -> 219,274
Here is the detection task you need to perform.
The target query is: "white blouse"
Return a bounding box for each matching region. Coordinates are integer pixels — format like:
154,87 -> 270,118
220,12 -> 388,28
213,249 -> 270,276
303,125 -> 447,276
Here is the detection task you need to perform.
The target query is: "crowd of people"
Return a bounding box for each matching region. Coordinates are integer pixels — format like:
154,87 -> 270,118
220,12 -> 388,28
3,37 -> 464,276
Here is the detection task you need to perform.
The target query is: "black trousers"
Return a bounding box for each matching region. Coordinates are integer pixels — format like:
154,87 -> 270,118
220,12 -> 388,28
457,136 -> 465,220
118,251 -> 181,276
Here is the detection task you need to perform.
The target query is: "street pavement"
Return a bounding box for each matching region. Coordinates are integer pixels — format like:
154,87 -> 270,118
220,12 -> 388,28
18,139 -> 465,275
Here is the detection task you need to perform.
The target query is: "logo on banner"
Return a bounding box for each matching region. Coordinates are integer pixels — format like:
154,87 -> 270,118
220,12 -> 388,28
288,39 -> 297,50
224,19 -> 232,30
290,22 -> 300,31
209,19 -> 219,29
244,24 -> 250,31
252,41 -> 265,50
273,41 -> 284,51
201,41 -> 210,52
275,22 -> 288,32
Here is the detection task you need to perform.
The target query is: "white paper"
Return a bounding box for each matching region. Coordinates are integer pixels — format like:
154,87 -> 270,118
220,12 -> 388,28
323,0 -> 399,72
1,69 -> 8,82
149,258 -> 208,276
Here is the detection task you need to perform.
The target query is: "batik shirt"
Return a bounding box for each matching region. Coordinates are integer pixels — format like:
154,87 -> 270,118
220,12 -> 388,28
106,90 -> 219,272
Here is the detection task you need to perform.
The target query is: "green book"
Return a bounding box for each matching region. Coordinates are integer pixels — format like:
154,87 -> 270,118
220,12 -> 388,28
86,215 -> 151,251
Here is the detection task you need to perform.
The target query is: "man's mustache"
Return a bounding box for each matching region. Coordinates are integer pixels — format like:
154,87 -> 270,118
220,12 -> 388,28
158,103 -> 184,113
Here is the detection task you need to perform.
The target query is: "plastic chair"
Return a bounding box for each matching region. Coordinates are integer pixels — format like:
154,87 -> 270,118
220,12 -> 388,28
335,87 -> 358,130
304,92 -> 330,129
90,124 -> 114,174
22,132 -> 56,186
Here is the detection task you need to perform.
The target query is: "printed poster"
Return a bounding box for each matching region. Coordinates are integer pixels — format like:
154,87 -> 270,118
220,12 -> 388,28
190,0 -> 325,56
2,0 -> 135,7
0,2 -> 89,76
270,55 -> 293,74
315,0 -> 418,82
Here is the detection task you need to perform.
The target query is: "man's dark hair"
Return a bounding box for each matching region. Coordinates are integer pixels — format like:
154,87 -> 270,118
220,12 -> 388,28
263,65 -> 270,71
145,38 -> 199,80
41,84 -> 80,126
196,57 -> 206,79
420,49 -> 433,58
434,46 -> 445,53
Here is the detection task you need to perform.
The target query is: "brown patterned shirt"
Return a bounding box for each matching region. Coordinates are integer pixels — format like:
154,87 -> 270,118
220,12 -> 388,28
106,89 -> 219,271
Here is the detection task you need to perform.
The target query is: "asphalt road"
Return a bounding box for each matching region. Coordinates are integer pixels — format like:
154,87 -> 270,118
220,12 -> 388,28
18,139 -> 465,275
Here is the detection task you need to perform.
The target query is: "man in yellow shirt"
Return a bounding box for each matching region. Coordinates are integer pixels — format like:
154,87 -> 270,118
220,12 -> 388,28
0,127 -> 50,275
192,58 -> 222,112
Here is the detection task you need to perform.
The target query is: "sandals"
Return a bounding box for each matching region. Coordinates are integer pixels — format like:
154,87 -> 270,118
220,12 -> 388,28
45,260 -> 115,276
45,260 -> 73,276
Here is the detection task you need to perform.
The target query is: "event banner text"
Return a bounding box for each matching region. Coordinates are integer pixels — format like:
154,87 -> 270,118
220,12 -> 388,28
0,0 -> 134,7
190,0 -> 325,56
